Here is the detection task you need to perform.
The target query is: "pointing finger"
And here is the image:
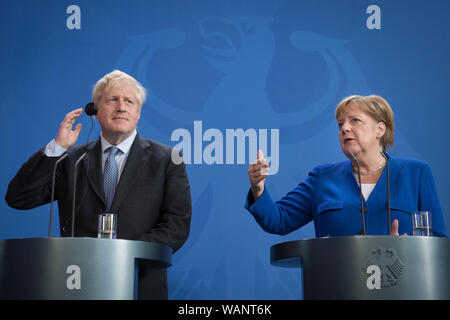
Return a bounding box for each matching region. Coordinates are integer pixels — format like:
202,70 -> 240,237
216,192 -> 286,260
257,150 -> 265,161
391,219 -> 399,236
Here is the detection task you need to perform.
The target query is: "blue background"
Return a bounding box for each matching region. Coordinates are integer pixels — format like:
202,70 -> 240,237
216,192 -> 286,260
1,0 -> 449,299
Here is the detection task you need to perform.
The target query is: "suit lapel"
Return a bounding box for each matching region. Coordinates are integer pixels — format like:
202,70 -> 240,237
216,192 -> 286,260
110,134 -> 153,212
84,138 -> 106,207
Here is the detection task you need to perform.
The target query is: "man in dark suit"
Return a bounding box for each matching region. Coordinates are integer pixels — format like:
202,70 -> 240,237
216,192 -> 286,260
5,70 -> 192,299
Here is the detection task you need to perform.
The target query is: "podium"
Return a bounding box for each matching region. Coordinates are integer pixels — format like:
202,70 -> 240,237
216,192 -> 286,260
271,236 -> 450,300
0,237 -> 171,299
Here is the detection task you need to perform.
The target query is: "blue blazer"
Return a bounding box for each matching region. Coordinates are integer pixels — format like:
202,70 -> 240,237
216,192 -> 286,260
245,154 -> 447,237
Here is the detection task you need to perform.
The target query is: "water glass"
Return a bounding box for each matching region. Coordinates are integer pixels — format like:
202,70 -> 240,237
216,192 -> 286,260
98,213 -> 117,239
412,211 -> 432,236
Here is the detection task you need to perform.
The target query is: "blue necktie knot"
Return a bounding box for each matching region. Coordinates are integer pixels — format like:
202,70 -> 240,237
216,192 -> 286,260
108,146 -> 120,157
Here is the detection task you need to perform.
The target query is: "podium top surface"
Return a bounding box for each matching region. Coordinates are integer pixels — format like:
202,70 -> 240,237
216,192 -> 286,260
0,237 -> 172,268
270,235 -> 450,268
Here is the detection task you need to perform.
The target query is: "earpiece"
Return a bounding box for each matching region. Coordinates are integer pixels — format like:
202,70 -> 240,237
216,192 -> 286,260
85,102 -> 97,116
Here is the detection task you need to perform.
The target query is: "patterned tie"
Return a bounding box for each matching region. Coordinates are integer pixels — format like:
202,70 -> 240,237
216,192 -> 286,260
103,146 -> 120,211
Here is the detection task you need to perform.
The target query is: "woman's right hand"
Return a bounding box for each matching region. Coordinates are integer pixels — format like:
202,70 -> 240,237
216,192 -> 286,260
248,150 -> 269,200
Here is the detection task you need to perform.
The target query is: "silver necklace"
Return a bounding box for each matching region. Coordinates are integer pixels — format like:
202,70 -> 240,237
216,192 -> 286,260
354,162 -> 386,176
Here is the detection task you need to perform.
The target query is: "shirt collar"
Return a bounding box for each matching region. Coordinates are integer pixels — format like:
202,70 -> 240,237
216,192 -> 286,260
100,130 -> 137,156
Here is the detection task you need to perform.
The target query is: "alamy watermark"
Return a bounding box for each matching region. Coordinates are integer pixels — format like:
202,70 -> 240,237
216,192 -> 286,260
171,121 -> 279,175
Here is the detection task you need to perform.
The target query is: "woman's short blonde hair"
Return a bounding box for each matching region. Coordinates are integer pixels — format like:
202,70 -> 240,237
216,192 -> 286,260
335,95 -> 394,151
92,70 -> 147,109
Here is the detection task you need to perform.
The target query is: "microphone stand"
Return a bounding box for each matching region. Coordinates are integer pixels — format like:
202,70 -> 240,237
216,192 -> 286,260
380,152 -> 391,235
48,153 -> 68,238
348,151 -> 366,236
71,152 -> 87,237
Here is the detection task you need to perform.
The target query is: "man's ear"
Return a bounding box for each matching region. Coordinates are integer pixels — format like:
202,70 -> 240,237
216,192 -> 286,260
137,105 -> 142,120
94,103 -> 101,119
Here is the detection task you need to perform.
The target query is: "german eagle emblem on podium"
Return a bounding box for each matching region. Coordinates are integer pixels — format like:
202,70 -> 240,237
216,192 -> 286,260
364,247 -> 405,289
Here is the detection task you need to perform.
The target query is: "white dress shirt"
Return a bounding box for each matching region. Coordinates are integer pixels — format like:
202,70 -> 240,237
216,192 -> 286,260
100,130 -> 137,181
361,183 -> 376,201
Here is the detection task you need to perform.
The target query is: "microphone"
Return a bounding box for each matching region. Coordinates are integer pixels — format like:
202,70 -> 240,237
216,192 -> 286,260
85,102 -> 97,116
48,153 -> 68,238
380,152 -> 391,234
71,152 -> 87,237
348,150 -> 367,236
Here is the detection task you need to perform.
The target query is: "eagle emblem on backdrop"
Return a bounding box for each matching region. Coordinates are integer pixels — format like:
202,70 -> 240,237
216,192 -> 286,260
112,9 -> 370,299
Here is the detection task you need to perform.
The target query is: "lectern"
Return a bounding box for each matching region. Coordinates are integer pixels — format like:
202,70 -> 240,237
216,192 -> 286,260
0,237 -> 171,299
271,236 -> 450,299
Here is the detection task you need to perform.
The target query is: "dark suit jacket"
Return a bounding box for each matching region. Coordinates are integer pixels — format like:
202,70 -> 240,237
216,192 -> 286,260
6,134 -> 192,299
